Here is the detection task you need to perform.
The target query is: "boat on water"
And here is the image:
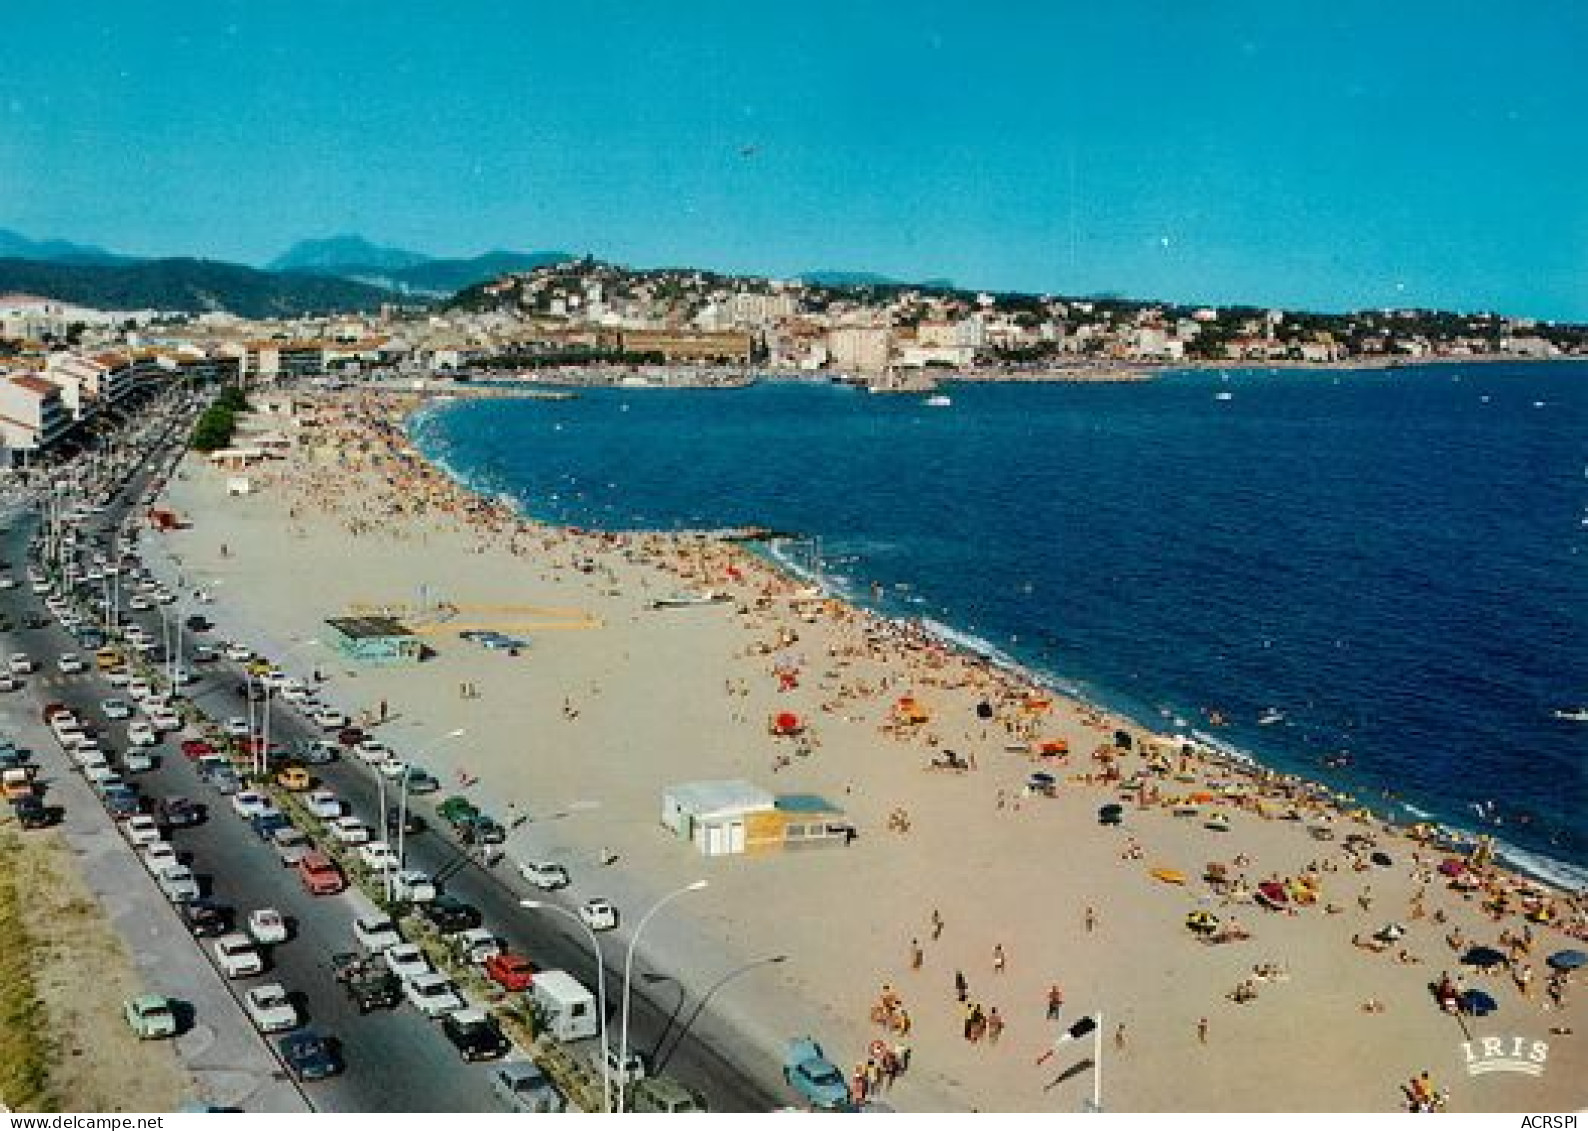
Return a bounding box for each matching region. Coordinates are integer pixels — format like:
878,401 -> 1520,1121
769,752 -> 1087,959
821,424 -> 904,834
924,394 -> 953,407
1215,391 -> 1234,402
1257,708 -> 1285,726
649,591 -> 735,610
1553,707 -> 1588,722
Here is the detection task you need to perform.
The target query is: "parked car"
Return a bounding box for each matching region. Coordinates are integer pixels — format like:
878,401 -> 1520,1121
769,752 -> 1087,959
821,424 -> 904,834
404,767 -> 441,794
357,841 -> 400,872
304,789 -> 343,820
101,697 -> 133,719
517,860 -> 569,891
382,943 -> 432,982
247,908 -> 290,946
353,915 -> 402,953
403,972 -> 465,1019
271,826 -> 312,868
243,983 -> 299,1033
278,1031 -> 341,1082
57,652 -> 86,673
441,1008 -> 511,1061
124,814 -> 163,847
179,899 -> 233,938
214,933 -> 264,978
490,1063 -> 566,1114
297,851 -> 345,895
332,951 -> 403,1014
783,1037 -> 852,1109
328,816 -> 372,846
423,897 -> 482,934
484,952 -> 536,992
230,790 -> 272,820
157,864 -> 200,903
299,739 -> 339,765
155,795 -> 202,828
124,994 -> 179,1040
454,926 -> 502,966
385,807 -> 426,837
390,869 -> 437,903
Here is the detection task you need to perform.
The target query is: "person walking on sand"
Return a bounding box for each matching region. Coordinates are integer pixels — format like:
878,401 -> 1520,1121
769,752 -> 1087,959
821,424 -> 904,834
1085,905 -> 1097,933
993,943 -> 1006,973
1197,1016 -> 1209,1044
987,1006 -> 1005,1045
1114,1022 -> 1127,1052
931,909 -> 944,941
909,938 -> 923,970
954,969 -> 968,1002
1047,983 -> 1064,1021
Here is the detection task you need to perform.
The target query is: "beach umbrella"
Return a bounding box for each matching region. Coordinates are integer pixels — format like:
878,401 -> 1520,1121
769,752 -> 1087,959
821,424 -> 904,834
1462,946 -> 1508,969
1098,803 -> 1123,826
976,701 -> 994,720
1461,989 -> 1499,1017
1185,911 -> 1220,935
1371,851 -> 1393,867
1151,867 -> 1187,885
1257,881 -> 1289,907
1375,923 -> 1406,943
1438,858 -> 1467,877
1547,949 -> 1587,971
773,711 -> 800,734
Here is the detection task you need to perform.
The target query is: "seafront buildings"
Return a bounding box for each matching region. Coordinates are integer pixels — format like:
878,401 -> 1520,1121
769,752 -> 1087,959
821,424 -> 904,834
1,260 -> 1584,463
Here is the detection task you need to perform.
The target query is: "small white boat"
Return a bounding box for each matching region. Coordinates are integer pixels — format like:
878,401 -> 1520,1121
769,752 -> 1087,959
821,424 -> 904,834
924,394 -> 952,407
649,591 -> 734,610
1553,707 -> 1588,722
1257,708 -> 1285,726
1215,391 -> 1234,402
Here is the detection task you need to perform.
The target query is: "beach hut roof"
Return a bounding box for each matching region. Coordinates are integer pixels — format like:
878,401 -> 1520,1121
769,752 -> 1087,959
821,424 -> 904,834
775,794 -> 843,815
664,779 -> 775,820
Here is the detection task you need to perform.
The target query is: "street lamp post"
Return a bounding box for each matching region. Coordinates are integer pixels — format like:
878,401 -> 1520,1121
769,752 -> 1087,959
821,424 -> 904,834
258,637 -> 319,778
394,727 -> 467,898
618,880 -> 708,1112
521,899 -> 612,1114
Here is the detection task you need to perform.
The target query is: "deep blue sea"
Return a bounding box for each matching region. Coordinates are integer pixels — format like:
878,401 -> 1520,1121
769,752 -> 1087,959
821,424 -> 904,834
409,363 -> 1588,888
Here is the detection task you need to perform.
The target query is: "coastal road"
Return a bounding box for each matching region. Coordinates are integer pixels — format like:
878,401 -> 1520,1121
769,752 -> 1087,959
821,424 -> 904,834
0,438 -> 503,1111
14,421 -> 785,1112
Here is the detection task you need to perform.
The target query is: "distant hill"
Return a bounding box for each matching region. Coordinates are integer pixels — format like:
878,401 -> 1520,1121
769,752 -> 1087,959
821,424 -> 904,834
800,269 -> 957,291
0,227 -> 134,266
280,248 -> 573,296
268,235 -> 432,273
0,256 -> 396,317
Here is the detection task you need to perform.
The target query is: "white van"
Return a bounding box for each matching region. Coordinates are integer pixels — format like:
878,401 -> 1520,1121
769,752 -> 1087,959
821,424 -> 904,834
529,970 -> 598,1042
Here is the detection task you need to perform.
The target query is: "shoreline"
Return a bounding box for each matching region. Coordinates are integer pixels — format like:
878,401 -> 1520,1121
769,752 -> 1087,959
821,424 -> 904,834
152,386 -> 1586,1111
409,384 -> 1588,896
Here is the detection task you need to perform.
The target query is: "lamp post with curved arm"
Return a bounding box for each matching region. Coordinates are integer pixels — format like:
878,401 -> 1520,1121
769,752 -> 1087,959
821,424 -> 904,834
391,727 -> 466,900
618,879 -> 708,1112
258,637 -> 318,778
520,898 -> 612,1114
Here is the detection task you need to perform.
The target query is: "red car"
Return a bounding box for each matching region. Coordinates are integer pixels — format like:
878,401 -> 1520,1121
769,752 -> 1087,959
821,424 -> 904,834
181,739 -> 217,759
484,952 -> 536,992
297,851 -> 346,895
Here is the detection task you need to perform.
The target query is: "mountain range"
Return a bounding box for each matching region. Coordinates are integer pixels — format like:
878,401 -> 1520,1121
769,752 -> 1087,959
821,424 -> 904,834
268,237 -> 572,295
0,228 -> 573,314
0,256 -> 395,319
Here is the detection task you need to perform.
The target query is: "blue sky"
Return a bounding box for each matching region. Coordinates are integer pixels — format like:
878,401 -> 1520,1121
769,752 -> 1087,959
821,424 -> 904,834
2,1 -> 1585,319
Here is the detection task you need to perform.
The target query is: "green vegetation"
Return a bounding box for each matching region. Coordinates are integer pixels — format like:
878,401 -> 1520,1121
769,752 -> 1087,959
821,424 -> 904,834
0,832 -> 55,1111
190,386 -> 249,452
0,255 -> 395,317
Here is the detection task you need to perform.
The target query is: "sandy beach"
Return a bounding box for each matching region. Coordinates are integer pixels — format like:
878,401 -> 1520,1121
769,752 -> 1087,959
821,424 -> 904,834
148,387 -> 1586,1112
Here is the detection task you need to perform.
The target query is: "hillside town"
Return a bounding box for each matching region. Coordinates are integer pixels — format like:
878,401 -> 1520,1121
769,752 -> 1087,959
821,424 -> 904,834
1,258 -> 1584,464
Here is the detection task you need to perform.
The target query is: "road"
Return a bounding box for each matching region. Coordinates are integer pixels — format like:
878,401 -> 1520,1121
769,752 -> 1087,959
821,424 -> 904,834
2,394 -> 786,1113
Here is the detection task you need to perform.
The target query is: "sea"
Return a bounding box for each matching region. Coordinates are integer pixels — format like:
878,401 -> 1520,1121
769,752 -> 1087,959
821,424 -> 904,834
407,362 -> 1588,890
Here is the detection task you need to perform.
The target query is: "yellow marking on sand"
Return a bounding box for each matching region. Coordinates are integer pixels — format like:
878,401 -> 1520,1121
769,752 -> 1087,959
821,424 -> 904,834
408,620 -> 603,635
